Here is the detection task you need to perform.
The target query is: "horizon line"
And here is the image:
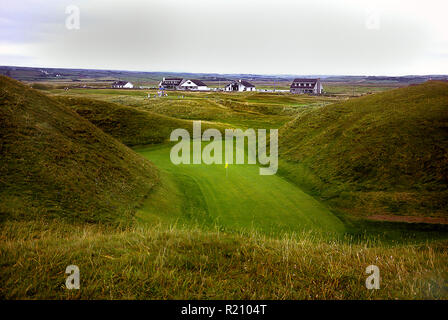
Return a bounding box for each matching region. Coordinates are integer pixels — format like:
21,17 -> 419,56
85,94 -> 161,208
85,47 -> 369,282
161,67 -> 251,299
1,64 -> 448,78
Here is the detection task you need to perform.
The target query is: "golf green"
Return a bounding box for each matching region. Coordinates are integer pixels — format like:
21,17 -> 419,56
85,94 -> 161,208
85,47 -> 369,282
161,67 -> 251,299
136,140 -> 345,235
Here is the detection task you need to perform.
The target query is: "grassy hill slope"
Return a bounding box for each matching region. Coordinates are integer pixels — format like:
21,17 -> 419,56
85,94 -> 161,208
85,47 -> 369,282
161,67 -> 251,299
0,76 -> 158,223
54,96 -> 225,146
280,81 -> 448,218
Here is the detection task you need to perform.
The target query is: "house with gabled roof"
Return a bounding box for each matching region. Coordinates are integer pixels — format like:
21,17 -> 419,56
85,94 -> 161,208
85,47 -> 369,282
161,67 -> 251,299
159,78 -> 209,91
178,79 -> 209,91
290,78 -> 323,94
224,79 -> 256,92
111,80 -> 133,89
159,77 -> 184,90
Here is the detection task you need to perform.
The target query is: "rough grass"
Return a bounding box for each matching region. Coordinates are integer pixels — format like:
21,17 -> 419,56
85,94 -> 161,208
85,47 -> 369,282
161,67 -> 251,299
54,96 -> 226,146
0,75 -> 158,223
279,81 -> 448,218
1,219 -> 447,299
50,88 -> 338,129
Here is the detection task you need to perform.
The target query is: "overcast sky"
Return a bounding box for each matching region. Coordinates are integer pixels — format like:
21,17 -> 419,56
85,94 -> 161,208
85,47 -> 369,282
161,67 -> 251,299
1,0 -> 447,75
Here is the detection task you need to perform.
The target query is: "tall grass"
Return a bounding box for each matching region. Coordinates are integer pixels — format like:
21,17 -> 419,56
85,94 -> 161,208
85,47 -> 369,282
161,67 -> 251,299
1,219 -> 447,299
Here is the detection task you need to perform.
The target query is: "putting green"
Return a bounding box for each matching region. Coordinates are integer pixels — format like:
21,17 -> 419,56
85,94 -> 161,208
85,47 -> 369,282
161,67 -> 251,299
136,141 -> 345,235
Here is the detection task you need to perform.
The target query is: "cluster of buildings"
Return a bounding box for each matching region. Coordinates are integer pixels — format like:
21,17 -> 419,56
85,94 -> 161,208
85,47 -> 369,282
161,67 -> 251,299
112,78 -> 324,94
158,78 -> 257,92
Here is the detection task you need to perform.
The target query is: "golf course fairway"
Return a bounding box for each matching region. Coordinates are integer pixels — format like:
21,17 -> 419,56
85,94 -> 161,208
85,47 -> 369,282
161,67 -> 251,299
135,140 -> 345,235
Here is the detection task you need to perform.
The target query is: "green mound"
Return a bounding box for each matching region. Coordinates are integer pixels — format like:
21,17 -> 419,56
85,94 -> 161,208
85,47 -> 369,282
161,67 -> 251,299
55,96 -> 226,146
0,76 -> 158,223
280,81 -> 448,218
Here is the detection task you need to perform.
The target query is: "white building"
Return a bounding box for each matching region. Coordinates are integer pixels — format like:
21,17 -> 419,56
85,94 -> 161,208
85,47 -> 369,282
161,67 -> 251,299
159,78 -> 209,91
178,79 -> 209,91
111,81 -> 134,89
224,79 -> 256,92
290,78 -> 323,94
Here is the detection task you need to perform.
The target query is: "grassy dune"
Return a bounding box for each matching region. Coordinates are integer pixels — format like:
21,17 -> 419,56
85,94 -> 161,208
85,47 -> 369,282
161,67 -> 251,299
0,76 -> 158,223
55,96 -> 226,146
280,81 -> 448,219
